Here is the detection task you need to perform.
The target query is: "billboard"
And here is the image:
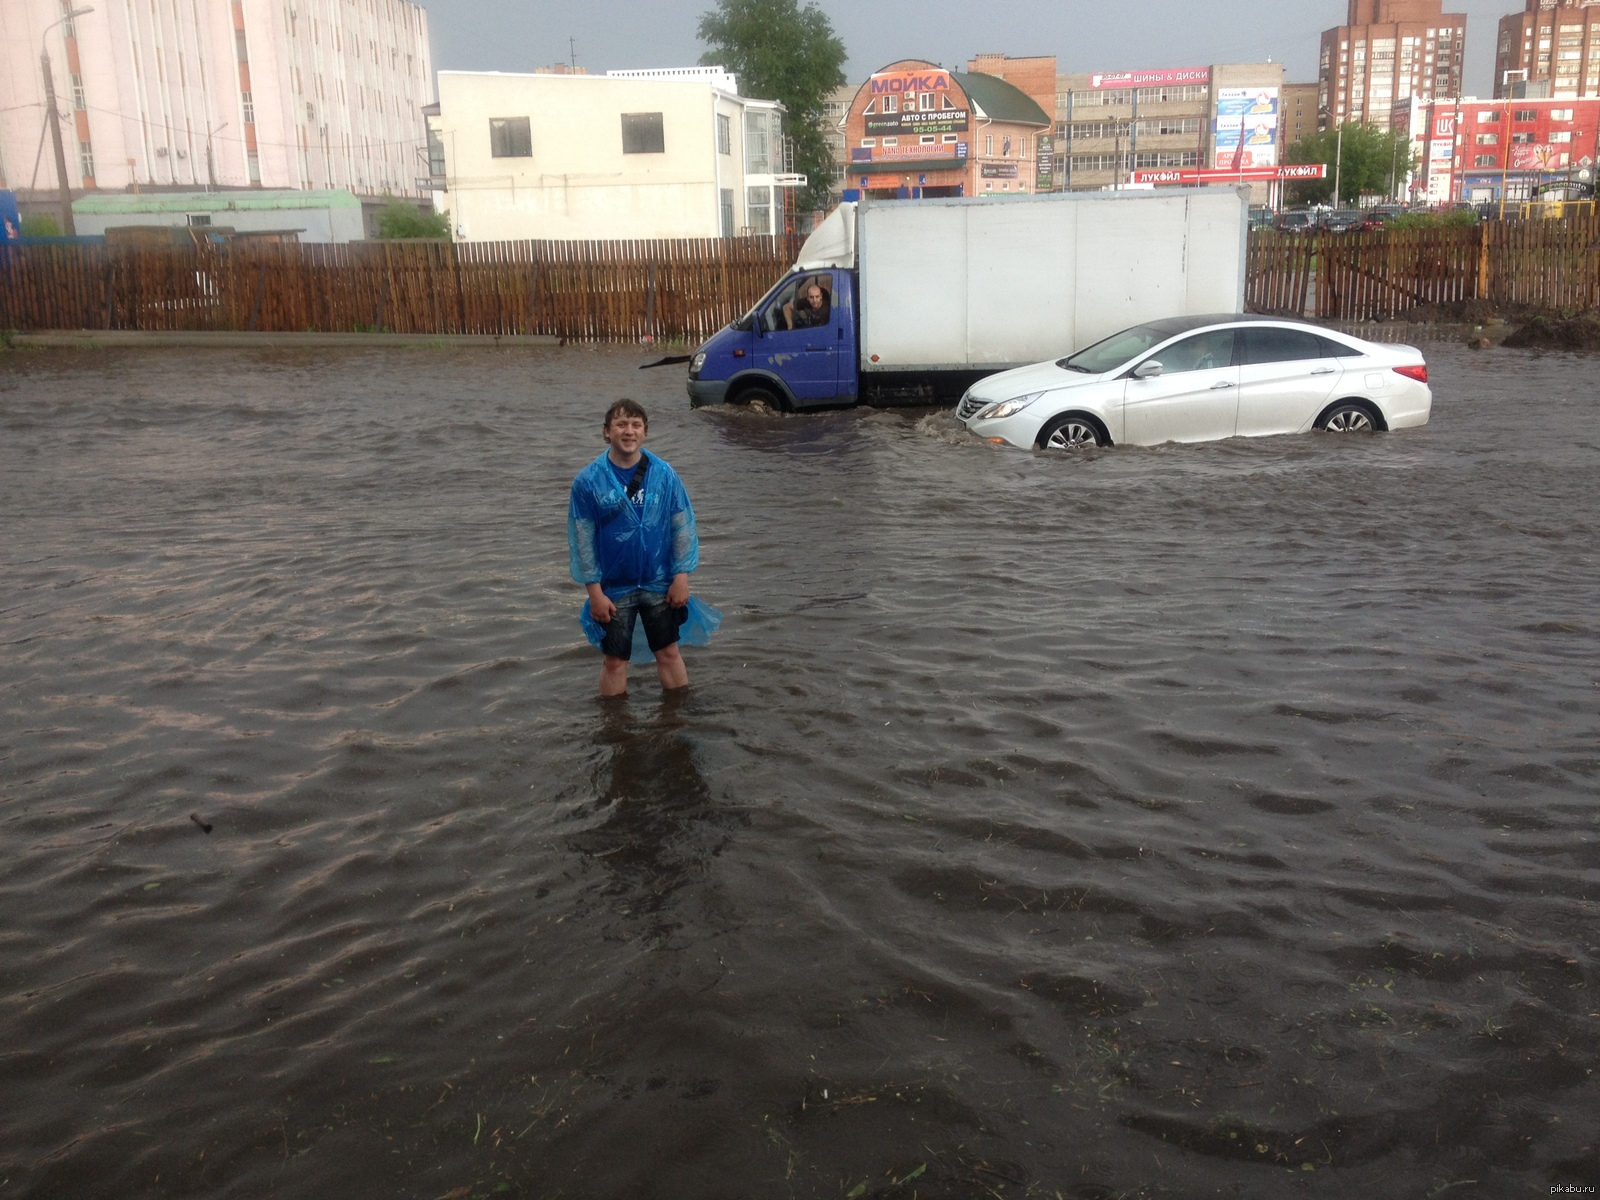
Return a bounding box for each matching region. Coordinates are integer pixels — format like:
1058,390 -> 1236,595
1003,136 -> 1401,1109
0,190 -> 20,240
860,67 -> 969,157
1510,144 -> 1570,171
1090,67 -> 1210,90
981,163 -> 1019,179
1214,87 -> 1279,170
1035,133 -> 1055,190
1131,163 -> 1325,185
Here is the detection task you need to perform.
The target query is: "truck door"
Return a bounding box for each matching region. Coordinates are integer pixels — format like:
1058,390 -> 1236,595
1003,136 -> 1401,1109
755,271 -> 843,406
1122,329 -> 1241,445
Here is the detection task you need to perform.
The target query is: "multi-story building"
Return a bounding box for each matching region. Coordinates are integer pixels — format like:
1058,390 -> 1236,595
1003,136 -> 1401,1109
1319,0 -> 1467,129
1053,63 -> 1285,200
430,68 -> 797,241
1397,93 -> 1600,202
1494,0 -> 1600,98
0,0 -> 434,200
821,83 -> 857,202
838,59 -> 1053,200
1283,83 -> 1321,145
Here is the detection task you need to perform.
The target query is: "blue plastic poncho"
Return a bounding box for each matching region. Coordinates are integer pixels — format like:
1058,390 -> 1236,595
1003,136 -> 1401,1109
568,450 -> 722,664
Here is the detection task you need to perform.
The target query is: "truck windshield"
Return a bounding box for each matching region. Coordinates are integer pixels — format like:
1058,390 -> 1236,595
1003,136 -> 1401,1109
1058,326 -> 1166,374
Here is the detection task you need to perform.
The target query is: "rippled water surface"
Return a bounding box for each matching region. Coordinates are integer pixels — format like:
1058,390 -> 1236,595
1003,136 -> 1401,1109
1,342 -> 1597,1200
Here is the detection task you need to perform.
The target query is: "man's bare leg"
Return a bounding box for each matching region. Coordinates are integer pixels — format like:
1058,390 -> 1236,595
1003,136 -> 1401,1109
599,655 -> 629,697
654,644 -> 688,691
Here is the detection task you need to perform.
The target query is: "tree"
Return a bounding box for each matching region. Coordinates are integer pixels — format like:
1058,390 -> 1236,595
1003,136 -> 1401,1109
374,198 -> 451,239
1286,123 -> 1418,207
697,0 -> 847,215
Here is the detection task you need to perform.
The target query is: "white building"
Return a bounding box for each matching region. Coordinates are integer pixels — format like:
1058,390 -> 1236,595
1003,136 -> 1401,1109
428,68 -> 802,242
0,0 -> 434,198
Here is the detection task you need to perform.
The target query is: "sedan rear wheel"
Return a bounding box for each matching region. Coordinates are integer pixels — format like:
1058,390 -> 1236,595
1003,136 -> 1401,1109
1038,413 -> 1106,451
1320,402 -> 1377,434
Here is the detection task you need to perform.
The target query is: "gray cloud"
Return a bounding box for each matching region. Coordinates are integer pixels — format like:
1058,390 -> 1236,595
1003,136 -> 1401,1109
422,0 -> 1517,99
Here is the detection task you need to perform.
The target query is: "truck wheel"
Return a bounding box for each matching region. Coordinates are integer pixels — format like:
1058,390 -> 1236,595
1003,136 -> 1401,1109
1037,413 -> 1107,450
732,384 -> 790,413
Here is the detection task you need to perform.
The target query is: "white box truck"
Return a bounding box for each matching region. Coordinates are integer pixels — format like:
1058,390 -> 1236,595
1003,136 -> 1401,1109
687,188 -> 1251,409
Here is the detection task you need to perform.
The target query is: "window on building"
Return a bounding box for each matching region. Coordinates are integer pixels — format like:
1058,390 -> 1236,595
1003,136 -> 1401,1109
1514,109 -> 1538,121
860,138 -> 876,148
247,151 -> 261,184
78,142 -> 95,181
883,94 -> 898,114
621,112 -> 665,154
1474,154 -> 1497,166
719,188 -> 734,238
882,137 -> 898,147
1478,111 -> 1501,122
187,213 -> 212,226
1551,109 -> 1574,121
1550,131 -> 1572,142
985,134 -> 993,155
920,135 -> 936,145
489,117 -> 532,158
1476,133 -> 1499,145
746,185 -> 772,235
717,113 -> 731,156
242,92 -> 256,124
745,111 -> 776,173
1512,132 -> 1535,144
919,92 -> 935,111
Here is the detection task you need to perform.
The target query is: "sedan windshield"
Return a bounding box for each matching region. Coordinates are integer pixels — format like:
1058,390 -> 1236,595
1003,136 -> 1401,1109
1058,326 -> 1168,374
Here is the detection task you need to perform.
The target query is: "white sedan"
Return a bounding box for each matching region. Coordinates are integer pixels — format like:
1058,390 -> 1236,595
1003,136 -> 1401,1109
957,315 -> 1432,450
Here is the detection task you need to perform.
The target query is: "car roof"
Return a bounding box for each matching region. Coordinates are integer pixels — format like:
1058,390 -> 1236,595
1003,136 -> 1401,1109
1139,313 -> 1320,338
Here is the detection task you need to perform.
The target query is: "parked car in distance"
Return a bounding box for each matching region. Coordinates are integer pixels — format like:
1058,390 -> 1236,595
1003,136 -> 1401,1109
1249,206 -> 1276,229
1276,209 -> 1320,233
1362,206 -> 1404,230
1322,210 -> 1367,233
956,314 -> 1432,451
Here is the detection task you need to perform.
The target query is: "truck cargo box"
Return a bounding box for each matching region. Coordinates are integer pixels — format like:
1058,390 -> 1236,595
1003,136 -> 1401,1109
856,189 -> 1248,373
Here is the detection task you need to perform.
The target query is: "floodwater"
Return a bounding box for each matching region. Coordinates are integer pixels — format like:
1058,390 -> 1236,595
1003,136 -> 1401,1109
1,341 -> 1596,1200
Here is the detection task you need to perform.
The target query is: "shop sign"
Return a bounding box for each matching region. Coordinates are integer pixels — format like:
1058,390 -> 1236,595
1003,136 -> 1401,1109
1130,163 -> 1326,185
865,108 -> 971,137
861,67 -> 969,151
981,163 -> 1019,179
1090,67 -> 1210,90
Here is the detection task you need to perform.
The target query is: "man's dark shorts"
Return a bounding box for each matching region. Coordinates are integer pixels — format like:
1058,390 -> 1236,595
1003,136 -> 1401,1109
600,589 -> 682,661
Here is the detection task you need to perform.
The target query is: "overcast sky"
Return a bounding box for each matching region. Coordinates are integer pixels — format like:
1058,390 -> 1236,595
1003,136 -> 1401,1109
422,0 -> 1519,98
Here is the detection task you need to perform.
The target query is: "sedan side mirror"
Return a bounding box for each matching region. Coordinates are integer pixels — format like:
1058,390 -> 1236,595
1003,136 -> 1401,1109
1133,360 -> 1164,379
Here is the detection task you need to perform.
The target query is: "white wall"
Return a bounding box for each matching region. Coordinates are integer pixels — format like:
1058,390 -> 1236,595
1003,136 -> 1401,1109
435,72 -> 780,242
0,0 -> 433,197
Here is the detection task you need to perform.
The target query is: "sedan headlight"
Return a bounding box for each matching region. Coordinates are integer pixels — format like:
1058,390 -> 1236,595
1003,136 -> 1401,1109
979,392 -> 1046,421
689,351 -> 707,378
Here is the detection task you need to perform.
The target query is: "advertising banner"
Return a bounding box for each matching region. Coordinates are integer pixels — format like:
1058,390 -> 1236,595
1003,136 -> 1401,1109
1510,144 -> 1570,171
1090,67 -> 1210,90
0,190 -> 21,240
981,162 -> 1019,179
862,67 -> 968,152
1213,87 -> 1279,170
1131,164 -> 1326,185
852,143 -> 963,164
1035,133 -> 1055,190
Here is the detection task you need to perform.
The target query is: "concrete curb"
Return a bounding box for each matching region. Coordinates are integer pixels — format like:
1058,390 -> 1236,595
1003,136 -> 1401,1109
3,330 -> 566,350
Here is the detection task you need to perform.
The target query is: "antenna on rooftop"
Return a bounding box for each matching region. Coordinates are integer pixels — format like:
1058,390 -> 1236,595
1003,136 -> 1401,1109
569,37 -> 577,72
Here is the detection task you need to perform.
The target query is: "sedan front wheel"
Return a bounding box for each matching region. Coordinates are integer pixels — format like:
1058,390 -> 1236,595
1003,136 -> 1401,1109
1037,413 -> 1107,451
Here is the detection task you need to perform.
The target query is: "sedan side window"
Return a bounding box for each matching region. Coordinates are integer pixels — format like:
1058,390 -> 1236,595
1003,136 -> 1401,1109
1240,327 -> 1327,365
1146,330 -> 1238,375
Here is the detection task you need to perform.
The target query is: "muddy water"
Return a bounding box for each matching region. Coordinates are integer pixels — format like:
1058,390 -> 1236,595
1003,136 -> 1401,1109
0,343 -> 1596,1200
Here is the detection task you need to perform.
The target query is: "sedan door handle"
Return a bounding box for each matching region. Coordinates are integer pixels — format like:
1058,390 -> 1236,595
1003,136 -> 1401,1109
1311,367 -> 1337,376
1209,381 -> 1235,390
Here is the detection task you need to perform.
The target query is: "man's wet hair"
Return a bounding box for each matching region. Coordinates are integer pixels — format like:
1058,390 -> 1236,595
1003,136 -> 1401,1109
604,399 -> 649,429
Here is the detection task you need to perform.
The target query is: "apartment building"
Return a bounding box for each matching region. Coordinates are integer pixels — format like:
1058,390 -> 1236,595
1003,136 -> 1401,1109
1053,63 -> 1285,199
1398,93 -> 1600,202
821,83 -> 856,201
1319,0 -> 1467,130
1283,83 -> 1321,145
0,0 -> 434,198
430,68 -> 795,241
1494,0 -> 1600,98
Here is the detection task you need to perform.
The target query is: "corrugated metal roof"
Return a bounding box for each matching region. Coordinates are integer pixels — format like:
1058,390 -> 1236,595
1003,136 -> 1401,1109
73,190 -> 362,214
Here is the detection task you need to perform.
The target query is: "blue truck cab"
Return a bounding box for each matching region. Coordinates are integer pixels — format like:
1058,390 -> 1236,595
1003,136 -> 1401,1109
687,268 -> 860,411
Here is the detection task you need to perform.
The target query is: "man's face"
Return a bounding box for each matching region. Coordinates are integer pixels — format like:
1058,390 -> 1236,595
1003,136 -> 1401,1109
605,414 -> 647,455
803,286 -> 823,308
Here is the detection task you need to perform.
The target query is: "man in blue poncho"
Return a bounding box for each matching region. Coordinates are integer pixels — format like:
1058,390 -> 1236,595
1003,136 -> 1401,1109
569,399 -> 715,696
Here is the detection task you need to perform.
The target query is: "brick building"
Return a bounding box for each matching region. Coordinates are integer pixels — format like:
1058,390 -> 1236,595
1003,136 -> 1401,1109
1494,0 -> 1600,99
840,59 -> 1052,200
1283,83 -> 1321,145
1398,93 -> 1600,202
1320,0 -> 1467,129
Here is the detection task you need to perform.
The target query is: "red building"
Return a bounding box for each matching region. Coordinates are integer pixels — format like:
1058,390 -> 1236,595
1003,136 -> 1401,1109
841,60 -> 1053,200
1403,94 -> 1600,202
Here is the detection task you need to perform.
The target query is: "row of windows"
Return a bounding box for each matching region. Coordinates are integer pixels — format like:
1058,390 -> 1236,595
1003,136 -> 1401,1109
1067,151 -> 1198,171
1056,84 -> 1211,112
1061,117 -> 1203,141
1478,109 -> 1577,122
487,110 -> 781,166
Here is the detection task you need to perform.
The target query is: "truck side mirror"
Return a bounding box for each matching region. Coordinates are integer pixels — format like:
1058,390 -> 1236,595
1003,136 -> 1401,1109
1133,360 -> 1164,379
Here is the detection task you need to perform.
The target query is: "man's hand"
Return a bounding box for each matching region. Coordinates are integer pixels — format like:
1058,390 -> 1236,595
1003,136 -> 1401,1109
667,574 -> 691,608
587,586 -> 616,624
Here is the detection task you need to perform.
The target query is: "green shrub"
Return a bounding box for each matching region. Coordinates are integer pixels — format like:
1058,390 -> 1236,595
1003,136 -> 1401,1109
1390,209 -> 1479,230
20,214 -> 60,237
374,198 -> 450,240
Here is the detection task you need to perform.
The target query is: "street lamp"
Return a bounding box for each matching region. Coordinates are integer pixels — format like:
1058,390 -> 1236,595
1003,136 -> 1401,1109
40,5 -> 94,237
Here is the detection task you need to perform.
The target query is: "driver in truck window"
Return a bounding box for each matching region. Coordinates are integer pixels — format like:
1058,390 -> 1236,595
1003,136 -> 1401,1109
782,277 -> 831,330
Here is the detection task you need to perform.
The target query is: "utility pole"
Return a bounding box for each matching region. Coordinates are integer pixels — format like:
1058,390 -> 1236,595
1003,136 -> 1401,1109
40,7 -> 93,237
1333,121 -> 1344,207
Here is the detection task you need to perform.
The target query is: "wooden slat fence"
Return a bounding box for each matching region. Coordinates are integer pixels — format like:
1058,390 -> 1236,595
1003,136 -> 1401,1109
0,234 -> 804,341
1248,215 -> 1600,320
5,222 -> 1597,336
